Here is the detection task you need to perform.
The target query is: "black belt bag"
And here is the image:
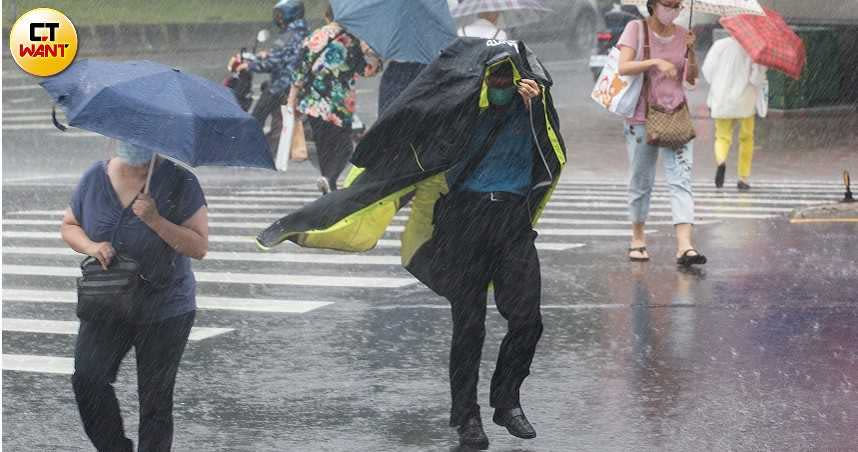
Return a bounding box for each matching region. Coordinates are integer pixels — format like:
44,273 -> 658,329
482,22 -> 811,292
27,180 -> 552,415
76,254 -> 145,321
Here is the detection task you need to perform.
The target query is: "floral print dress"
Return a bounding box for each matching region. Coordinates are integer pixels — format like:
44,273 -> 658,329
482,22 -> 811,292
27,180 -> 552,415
292,22 -> 382,129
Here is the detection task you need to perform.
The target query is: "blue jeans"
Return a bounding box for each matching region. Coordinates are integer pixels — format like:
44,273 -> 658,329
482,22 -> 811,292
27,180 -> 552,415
625,124 -> 695,225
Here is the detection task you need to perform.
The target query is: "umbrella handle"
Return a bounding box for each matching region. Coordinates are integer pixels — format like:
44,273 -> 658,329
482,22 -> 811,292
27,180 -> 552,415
143,154 -> 159,195
51,105 -> 67,131
688,0 -> 694,29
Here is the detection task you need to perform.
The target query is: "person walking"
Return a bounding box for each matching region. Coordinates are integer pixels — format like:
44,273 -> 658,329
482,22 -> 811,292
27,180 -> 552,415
287,6 -> 382,194
231,0 -> 308,154
702,36 -> 768,191
617,0 -> 707,266
432,63 -> 545,448
61,142 -> 208,452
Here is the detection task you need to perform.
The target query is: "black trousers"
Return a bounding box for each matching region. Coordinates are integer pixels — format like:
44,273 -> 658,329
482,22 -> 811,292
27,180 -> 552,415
72,311 -> 195,452
252,89 -> 287,157
433,191 -> 543,427
308,116 -> 353,190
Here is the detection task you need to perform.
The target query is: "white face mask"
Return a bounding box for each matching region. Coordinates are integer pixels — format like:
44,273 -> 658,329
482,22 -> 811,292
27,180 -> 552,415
654,3 -> 682,26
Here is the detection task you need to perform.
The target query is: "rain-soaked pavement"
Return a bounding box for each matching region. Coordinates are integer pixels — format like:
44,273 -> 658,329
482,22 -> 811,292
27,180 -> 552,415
3,46 -> 858,451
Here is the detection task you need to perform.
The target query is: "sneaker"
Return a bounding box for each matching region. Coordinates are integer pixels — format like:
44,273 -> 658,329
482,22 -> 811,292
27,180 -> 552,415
715,163 -> 726,188
737,180 -> 751,191
316,177 -> 331,195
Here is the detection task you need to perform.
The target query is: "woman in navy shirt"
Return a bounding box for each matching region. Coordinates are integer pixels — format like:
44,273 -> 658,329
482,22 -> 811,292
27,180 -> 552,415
61,141 -> 208,452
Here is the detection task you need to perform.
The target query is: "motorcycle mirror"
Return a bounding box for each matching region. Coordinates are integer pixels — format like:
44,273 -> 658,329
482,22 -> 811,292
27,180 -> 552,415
257,29 -> 270,43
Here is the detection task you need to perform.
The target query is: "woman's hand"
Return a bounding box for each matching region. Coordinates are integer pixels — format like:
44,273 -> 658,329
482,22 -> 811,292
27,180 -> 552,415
654,59 -> 678,79
517,79 -> 541,109
87,242 -> 116,270
132,192 -> 161,226
686,31 -> 697,51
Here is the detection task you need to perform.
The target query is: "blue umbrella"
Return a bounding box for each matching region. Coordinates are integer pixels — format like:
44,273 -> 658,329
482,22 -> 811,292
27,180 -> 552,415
331,0 -> 457,64
40,59 -> 274,170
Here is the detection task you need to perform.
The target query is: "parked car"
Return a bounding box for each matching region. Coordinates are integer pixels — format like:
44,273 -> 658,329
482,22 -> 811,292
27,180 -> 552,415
506,0 -> 605,56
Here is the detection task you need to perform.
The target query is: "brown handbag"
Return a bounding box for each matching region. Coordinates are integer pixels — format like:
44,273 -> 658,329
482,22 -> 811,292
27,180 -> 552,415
642,20 -> 695,149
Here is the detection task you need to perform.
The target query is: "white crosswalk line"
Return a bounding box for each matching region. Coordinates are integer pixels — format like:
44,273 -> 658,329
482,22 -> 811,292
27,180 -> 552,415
3,124 -> 66,130
1,231 -> 586,252
10,97 -> 36,104
3,265 -> 416,288
2,246 -> 402,265
3,85 -> 42,91
2,108 -> 52,114
3,114 -> 54,122
2,354 -> 74,375
2,289 -> 333,314
2,318 -> 233,341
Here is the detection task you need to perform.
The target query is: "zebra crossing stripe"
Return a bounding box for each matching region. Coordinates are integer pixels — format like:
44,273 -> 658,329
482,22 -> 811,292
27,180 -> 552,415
2,265 -> 416,288
1,232 -> 586,252
2,318 -> 233,341
2,354 -> 74,375
2,246 -> 402,265
2,289 -> 333,314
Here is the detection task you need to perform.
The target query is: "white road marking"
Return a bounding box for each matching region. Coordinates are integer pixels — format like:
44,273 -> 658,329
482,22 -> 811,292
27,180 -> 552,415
9,97 -> 35,104
547,194 -> 830,205
2,108 -> 51,114
2,354 -> 74,375
2,288 -> 333,314
2,318 -> 233,341
2,246 -> 402,265
2,265 -> 415,288
3,85 -> 41,91
2,114 -> 53,122
2,232 -> 588,252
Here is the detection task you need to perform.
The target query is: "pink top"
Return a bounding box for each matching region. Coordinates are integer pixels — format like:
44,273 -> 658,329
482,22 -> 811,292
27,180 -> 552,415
618,20 -> 688,125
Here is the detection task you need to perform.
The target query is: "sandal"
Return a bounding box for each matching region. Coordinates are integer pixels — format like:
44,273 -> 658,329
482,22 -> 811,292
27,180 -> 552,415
628,246 -> 650,262
677,249 -> 707,266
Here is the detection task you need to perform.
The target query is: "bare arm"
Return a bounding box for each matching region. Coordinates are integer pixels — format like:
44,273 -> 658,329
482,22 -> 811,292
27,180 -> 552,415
618,46 -> 677,79
61,208 -> 115,269
133,193 -> 209,260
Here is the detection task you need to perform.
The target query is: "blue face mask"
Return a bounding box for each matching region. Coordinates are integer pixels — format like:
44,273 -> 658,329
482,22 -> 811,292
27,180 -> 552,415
116,142 -> 153,166
488,86 -> 516,106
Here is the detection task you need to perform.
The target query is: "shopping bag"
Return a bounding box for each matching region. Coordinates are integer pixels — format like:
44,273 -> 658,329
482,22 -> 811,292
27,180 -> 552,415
275,105 -> 294,171
756,79 -> 769,118
590,47 -> 643,118
290,118 -> 308,161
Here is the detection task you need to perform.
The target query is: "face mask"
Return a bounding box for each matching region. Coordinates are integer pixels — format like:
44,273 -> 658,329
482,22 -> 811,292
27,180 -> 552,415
116,142 -> 153,166
488,86 -> 516,106
654,3 -> 682,26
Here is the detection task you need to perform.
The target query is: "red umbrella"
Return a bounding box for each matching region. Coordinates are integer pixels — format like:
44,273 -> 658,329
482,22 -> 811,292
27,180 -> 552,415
720,7 -> 806,80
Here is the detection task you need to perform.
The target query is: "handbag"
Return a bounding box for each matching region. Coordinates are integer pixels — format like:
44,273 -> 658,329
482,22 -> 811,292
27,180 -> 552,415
590,21 -> 645,118
642,20 -> 696,149
76,195 -> 145,321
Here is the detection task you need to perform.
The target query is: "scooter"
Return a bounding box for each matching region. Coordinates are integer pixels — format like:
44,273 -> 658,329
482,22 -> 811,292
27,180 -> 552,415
224,29 -> 270,111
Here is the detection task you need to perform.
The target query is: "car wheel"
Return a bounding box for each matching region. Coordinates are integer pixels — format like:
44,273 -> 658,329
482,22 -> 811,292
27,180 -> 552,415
568,9 -> 597,57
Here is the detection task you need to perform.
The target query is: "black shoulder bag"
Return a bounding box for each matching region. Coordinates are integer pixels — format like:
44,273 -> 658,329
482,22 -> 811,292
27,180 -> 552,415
76,163 -> 186,321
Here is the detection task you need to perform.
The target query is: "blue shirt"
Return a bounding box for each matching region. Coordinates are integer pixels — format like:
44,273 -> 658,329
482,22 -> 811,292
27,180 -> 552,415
455,100 -> 534,195
249,19 -> 309,94
71,160 -> 207,323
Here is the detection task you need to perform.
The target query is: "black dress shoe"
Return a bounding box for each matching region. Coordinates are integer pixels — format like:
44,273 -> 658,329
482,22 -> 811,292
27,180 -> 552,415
715,163 -> 726,188
457,416 -> 489,449
493,407 -> 536,439
737,180 -> 751,191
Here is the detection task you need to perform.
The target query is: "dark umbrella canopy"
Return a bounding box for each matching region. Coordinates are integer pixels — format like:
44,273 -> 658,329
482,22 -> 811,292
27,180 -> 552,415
40,59 -> 274,169
331,0 -> 456,64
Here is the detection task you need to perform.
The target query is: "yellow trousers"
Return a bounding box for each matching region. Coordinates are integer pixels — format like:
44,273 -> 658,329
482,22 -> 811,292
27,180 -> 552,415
714,117 -> 755,180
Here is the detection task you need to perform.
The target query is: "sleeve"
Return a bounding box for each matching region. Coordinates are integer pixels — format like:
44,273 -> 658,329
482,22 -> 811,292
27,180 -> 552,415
291,34 -> 316,84
617,20 -> 640,53
176,172 -> 207,225
250,55 -> 274,73
70,162 -> 100,223
701,39 -> 723,84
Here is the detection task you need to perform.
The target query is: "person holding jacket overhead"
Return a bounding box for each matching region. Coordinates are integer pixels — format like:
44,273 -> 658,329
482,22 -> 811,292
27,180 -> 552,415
617,0 -> 707,266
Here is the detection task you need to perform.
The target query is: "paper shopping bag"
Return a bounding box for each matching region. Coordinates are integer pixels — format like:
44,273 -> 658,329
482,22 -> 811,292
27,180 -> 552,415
290,118 -> 308,161
275,105 -> 294,171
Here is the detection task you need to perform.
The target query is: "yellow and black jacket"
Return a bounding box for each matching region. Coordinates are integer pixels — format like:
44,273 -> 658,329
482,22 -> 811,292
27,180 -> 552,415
257,38 -> 566,294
